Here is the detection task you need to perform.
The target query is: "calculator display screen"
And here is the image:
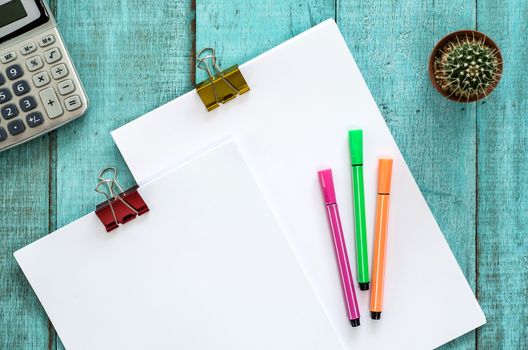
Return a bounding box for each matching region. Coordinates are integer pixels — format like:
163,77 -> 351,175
0,0 -> 48,44
0,1 -> 27,27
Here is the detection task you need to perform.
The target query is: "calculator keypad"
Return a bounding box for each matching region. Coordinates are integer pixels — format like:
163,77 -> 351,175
0,28 -> 87,150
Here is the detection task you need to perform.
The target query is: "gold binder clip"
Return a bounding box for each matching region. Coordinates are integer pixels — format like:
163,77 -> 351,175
195,48 -> 250,111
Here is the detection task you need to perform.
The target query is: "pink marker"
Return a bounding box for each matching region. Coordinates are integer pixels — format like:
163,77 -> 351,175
318,169 -> 361,327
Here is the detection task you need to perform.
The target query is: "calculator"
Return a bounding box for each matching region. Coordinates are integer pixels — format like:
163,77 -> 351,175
0,0 -> 88,152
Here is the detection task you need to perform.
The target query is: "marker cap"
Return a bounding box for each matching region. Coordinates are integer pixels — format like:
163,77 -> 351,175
378,158 -> 393,194
348,130 -> 363,165
318,169 -> 337,204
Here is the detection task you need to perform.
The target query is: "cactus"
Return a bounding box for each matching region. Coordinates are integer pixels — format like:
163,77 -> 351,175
433,34 -> 502,101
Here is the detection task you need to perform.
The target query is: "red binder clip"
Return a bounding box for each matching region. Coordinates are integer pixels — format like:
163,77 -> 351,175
95,167 -> 149,232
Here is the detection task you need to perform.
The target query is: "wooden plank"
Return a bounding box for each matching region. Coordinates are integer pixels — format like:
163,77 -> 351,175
52,0 -> 194,348
476,1 -> 528,348
195,1 -> 335,82
0,139 -> 51,349
337,1 -> 477,349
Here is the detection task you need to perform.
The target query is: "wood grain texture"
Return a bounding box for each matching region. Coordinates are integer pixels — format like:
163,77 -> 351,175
0,137 -> 51,349
337,1 -> 477,349
476,0 -> 528,348
195,0 -> 335,82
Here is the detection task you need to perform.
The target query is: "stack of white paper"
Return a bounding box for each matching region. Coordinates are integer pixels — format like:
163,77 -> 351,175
112,19 -> 485,349
15,141 -> 344,350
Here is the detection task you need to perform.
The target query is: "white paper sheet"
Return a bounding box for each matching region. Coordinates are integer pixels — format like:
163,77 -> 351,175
112,19 -> 486,349
14,141 -> 344,350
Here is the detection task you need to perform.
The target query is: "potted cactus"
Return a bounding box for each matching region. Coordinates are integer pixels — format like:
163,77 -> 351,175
429,30 -> 503,102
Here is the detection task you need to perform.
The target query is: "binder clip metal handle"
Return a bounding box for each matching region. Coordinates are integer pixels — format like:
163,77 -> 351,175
195,48 -> 250,112
95,167 -> 149,232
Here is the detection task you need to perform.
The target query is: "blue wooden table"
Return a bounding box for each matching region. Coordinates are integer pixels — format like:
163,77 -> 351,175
1,1 -> 526,348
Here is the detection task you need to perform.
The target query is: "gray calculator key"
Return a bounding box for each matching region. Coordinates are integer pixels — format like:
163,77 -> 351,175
1,51 -> 17,64
0,88 -> 12,104
39,34 -> 55,47
65,95 -> 82,111
20,43 -> 37,55
44,48 -> 62,64
0,73 -> 5,86
58,79 -> 75,95
26,55 -> 44,72
26,112 -> 44,128
6,64 -> 23,80
0,127 -> 6,142
7,119 -> 25,136
1,104 -> 19,120
39,88 -> 63,118
19,96 -> 37,112
13,80 -> 30,96
51,64 -> 68,80
33,71 -> 50,87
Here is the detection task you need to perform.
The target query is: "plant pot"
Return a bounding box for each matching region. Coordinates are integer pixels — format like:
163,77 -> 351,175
429,30 -> 503,102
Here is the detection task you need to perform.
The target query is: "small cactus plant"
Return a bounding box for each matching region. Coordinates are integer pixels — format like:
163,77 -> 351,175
429,31 -> 502,102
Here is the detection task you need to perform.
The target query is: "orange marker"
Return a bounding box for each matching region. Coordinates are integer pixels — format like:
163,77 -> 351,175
370,158 -> 393,320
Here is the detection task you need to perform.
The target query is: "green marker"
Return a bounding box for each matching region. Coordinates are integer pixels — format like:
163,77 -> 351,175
349,130 -> 370,291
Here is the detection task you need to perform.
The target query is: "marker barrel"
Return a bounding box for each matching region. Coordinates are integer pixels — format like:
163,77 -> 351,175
370,158 -> 393,320
326,203 -> 361,324
351,165 -> 369,290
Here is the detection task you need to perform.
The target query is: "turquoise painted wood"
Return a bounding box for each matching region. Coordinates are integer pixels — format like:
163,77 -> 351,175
477,1 -> 528,349
0,0 -> 526,349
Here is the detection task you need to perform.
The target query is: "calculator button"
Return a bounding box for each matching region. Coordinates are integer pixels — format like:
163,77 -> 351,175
65,95 -> 82,111
7,119 -> 25,136
1,104 -> 19,120
40,88 -> 63,118
1,51 -> 17,64
0,127 -> 6,142
26,112 -> 44,128
26,55 -> 44,72
33,71 -> 50,87
20,43 -> 37,55
13,80 -> 30,96
0,88 -> 12,104
39,34 -> 55,47
51,64 -> 68,80
58,79 -> 75,95
0,73 -> 4,86
44,48 -> 62,64
6,64 -> 24,80
19,96 -> 37,112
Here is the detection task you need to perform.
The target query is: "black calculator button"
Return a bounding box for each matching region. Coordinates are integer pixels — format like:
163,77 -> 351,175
0,88 -> 12,104
0,127 -> 6,142
6,64 -> 23,80
1,104 -> 19,120
26,112 -> 44,128
0,73 -> 5,86
13,80 -> 30,96
19,96 -> 37,112
7,119 -> 25,136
